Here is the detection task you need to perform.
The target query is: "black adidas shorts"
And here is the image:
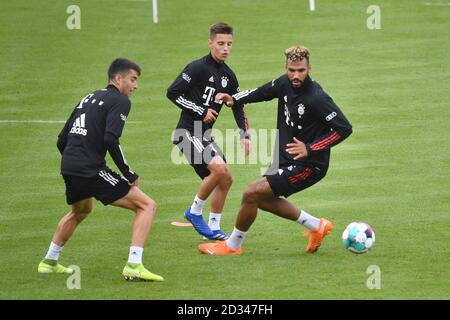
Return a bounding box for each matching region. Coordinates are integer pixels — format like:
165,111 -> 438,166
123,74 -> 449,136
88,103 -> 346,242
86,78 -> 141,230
174,131 -> 226,180
63,169 -> 131,205
265,164 -> 328,198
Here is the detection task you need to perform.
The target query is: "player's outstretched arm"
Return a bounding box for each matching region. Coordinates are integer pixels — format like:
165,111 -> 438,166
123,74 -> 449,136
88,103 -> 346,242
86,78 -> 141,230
215,93 -> 234,107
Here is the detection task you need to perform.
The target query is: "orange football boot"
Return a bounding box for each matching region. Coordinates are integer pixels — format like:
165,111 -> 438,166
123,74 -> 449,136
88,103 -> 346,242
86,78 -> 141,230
198,240 -> 242,255
303,218 -> 333,253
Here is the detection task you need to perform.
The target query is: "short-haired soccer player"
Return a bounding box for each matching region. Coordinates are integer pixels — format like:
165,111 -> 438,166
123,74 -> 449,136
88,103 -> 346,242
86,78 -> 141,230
199,46 -> 353,255
167,22 -> 251,240
38,58 -> 163,281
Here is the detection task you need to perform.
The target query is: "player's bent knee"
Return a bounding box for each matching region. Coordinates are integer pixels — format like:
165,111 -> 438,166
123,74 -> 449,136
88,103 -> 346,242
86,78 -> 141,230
226,173 -> 233,186
242,186 -> 259,204
209,163 -> 229,177
220,170 -> 233,187
71,201 -> 92,220
145,198 -> 157,215
72,210 -> 90,222
136,193 -> 157,215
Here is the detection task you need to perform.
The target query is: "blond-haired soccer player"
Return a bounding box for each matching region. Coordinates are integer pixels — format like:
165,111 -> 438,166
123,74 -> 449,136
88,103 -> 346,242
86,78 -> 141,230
200,46 -> 352,255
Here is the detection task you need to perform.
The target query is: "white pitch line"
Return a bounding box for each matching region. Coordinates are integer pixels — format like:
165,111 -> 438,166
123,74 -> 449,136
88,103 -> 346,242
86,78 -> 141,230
0,120 -> 143,124
422,2 -> 450,5
0,120 -> 65,124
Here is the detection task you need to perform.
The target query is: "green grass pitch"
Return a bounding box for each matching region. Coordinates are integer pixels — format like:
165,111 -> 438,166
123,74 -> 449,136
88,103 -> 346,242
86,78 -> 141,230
0,0 -> 449,299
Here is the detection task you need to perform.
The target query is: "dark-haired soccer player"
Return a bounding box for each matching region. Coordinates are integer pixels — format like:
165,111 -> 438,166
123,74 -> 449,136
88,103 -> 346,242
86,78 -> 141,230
38,58 -> 163,281
167,22 -> 250,240
200,46 -> 353,255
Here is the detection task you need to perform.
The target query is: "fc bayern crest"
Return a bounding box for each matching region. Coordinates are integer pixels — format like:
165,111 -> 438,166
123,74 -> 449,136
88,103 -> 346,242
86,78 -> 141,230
221,76 -> 228,88
298,104 -> 305,115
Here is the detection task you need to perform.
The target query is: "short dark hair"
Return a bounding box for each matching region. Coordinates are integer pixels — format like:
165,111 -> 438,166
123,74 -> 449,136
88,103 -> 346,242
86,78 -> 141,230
108,58 -> 141,80
209,22 -> 233,39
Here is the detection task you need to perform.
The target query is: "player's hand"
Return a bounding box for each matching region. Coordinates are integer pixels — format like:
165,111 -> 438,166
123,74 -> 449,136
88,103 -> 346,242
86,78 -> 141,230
129,177 -> 140,187
203,109 -> 218,124
286,137 -> 308,160
215,93 -> 234,107
240,138 -> 252,157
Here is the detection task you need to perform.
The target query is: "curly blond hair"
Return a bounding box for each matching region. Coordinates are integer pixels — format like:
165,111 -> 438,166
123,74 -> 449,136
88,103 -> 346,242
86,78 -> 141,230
285,46 -> 310,63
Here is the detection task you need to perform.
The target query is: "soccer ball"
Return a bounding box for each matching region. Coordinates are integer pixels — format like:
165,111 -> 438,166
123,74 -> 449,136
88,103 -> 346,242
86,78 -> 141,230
342,222 -> 375,254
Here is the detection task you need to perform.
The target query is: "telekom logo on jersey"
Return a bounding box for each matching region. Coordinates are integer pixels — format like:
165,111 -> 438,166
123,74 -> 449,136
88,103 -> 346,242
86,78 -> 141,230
70,92 -> 105,136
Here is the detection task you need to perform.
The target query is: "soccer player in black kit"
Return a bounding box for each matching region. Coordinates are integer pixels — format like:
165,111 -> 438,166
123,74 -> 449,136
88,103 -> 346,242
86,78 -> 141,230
38,58 -> 163,281
199,46 -> 353,255
167,22 -> 251,240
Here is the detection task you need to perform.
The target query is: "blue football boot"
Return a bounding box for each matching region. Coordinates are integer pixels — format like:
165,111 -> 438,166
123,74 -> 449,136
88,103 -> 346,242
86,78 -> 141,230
184,207 -> 214,239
